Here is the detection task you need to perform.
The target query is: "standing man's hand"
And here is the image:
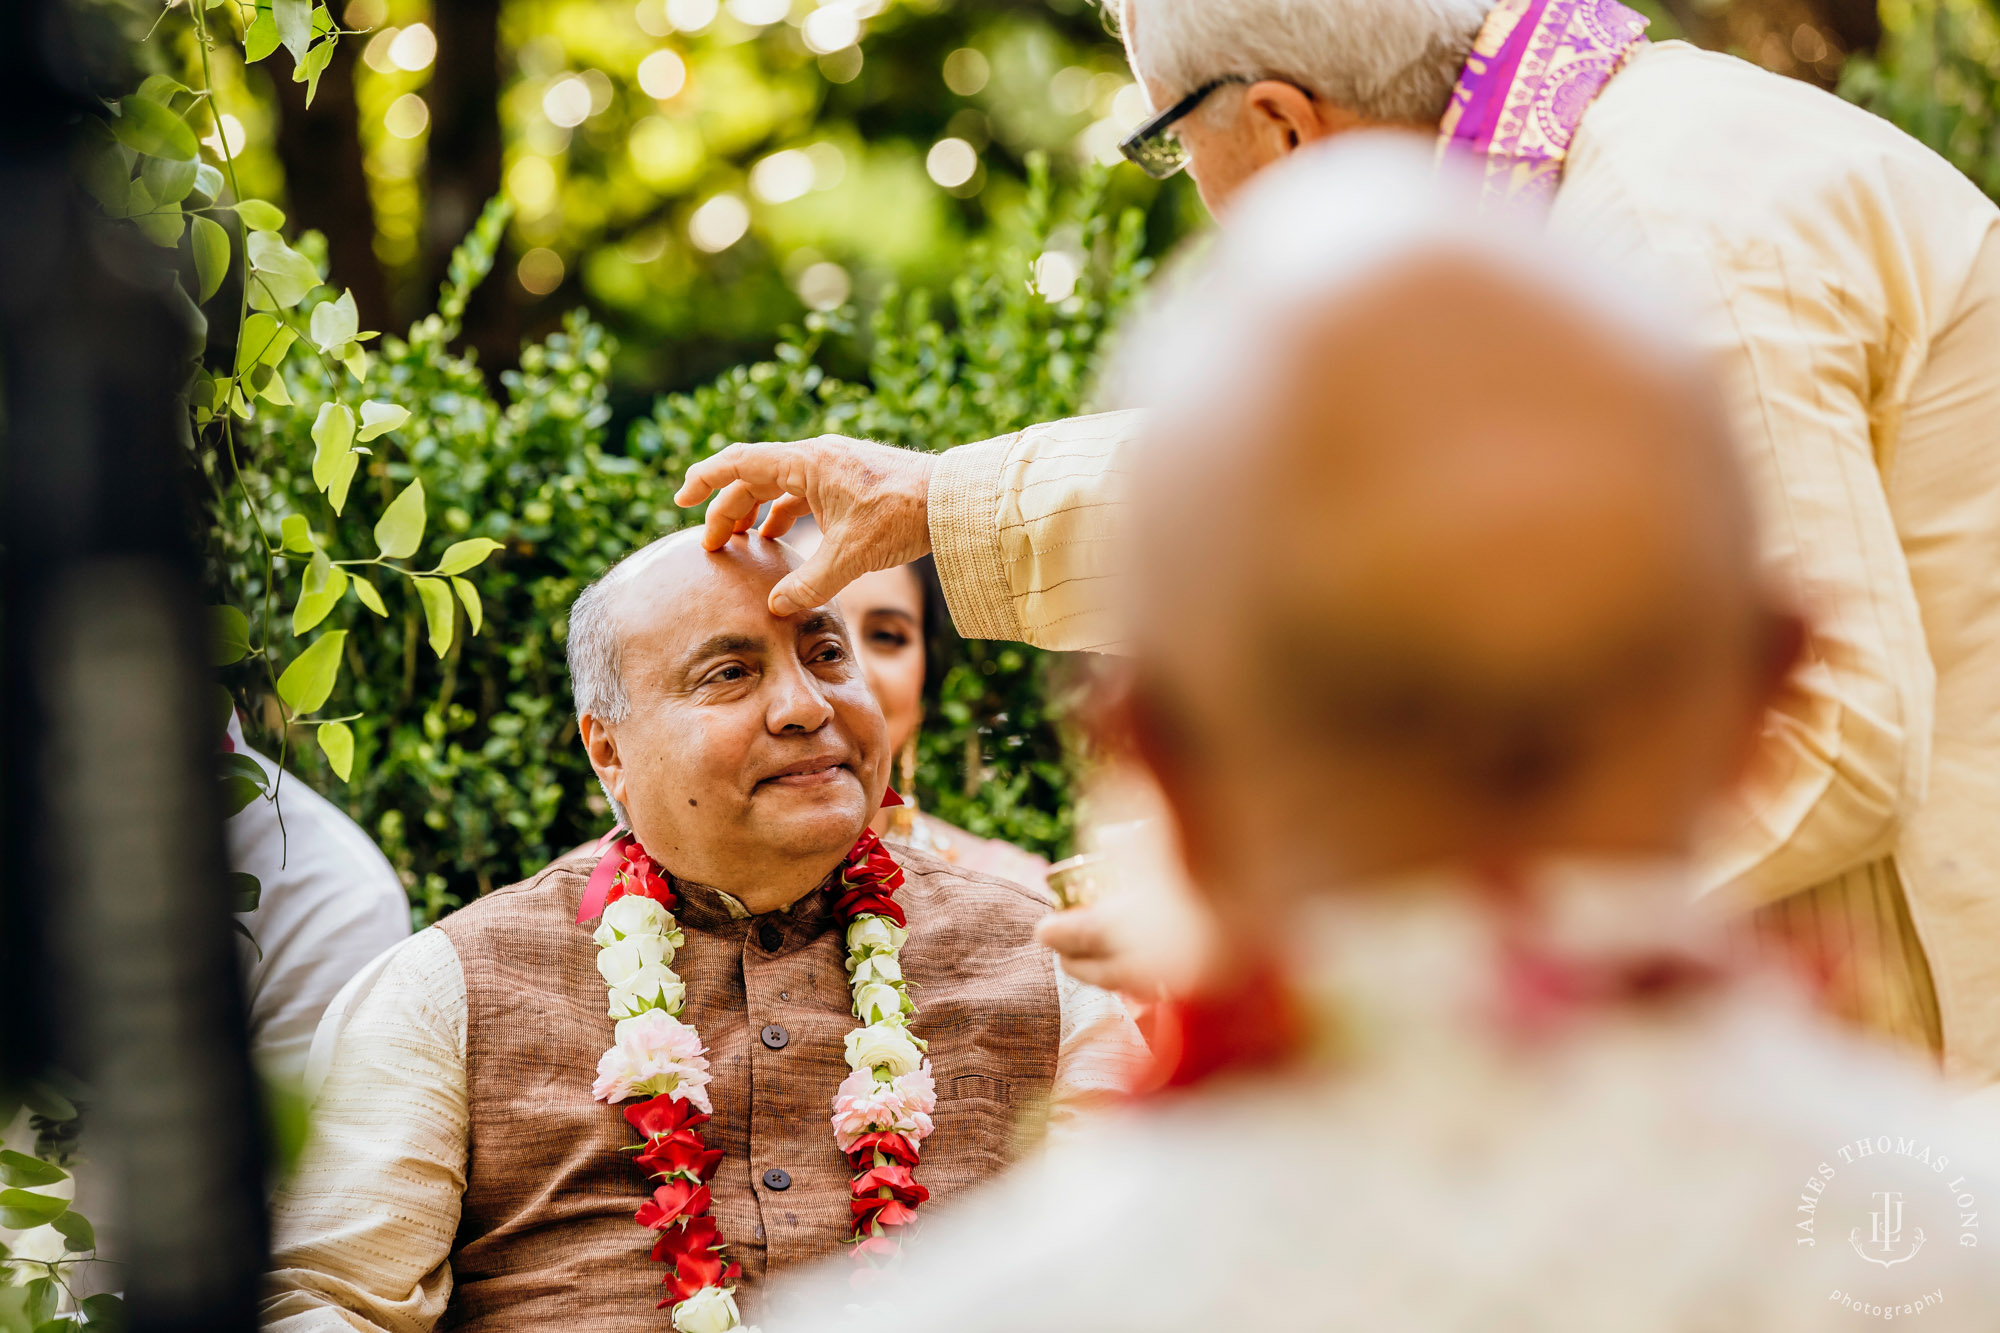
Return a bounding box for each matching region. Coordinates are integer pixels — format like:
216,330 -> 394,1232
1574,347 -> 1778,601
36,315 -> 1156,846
674,436 -> 937,617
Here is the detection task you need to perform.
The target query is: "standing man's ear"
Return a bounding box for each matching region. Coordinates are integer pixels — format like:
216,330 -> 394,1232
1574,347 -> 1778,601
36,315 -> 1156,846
581,713 -> 627,812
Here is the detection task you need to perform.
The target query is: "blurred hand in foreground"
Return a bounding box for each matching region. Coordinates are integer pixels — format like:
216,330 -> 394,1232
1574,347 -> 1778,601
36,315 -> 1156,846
1035,865 -> 1223,998
673,435 -> 936,618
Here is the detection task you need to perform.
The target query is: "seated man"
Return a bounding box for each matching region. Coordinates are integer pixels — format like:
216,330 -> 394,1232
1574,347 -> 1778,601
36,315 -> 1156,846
260,531 -> 1147,1332
761,141 -> 2000,1331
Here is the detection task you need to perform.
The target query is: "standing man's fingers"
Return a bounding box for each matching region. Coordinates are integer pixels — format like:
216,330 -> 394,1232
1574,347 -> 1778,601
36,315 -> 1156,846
761,494 -> 813,539
700,479 -> 766,550
676,441 -> 791,507
770,540 -> 854,618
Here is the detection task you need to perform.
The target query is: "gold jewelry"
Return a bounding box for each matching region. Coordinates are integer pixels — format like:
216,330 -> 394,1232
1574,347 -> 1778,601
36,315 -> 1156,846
886,732 -> 920,839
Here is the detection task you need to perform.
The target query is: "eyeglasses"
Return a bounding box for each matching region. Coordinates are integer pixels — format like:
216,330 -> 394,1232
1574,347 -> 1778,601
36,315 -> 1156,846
1117,76 -> 1250,180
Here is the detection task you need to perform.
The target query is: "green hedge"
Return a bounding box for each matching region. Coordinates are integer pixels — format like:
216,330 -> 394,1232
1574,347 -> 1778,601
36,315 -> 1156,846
209,162 -> 1147,923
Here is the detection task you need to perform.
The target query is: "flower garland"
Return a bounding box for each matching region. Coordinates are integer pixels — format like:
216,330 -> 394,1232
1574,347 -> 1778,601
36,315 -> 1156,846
585,827 -> 935,1328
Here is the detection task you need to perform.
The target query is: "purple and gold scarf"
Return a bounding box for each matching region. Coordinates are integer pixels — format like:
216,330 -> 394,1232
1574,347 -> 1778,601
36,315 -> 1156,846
1437,0 -> 1651,211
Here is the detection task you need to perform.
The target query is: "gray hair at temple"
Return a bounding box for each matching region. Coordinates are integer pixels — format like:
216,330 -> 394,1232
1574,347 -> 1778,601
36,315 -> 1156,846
1115,0 -> 1496,125
567,529 -> 696,827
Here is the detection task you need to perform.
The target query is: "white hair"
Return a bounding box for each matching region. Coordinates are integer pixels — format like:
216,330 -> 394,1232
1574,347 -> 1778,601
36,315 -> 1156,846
567,529 -> 702,829
1119,0 -> 1496,125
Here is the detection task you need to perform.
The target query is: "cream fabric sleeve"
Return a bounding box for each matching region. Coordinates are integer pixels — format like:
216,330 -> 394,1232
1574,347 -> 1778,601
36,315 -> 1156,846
262,927 -> 469,1333
1045,964 -> 1151,1145
1670,237 -> 1936,913
927,410 -> 1145,652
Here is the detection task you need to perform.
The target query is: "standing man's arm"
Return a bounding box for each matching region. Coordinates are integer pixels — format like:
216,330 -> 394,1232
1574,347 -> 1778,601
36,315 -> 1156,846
1678,239 -> 1935,910
675,410 -> 1145,653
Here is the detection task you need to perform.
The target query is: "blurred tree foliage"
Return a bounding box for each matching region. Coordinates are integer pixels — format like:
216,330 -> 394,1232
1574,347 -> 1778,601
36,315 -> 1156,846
1841,0 -> 2000,198
197,0 -> 1195,392
212,164 -> 1144,922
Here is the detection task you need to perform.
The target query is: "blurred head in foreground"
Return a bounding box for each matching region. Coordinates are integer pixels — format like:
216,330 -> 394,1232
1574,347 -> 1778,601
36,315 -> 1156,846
1113,136 -> 1800,939
759,135 -> 2000,1333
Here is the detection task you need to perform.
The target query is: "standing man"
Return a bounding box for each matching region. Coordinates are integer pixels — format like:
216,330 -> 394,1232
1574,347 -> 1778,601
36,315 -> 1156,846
677,0 -> 2000,1081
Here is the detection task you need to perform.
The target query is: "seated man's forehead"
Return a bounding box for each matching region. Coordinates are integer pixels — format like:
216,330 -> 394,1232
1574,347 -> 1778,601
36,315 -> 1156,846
613,532 -> 831,653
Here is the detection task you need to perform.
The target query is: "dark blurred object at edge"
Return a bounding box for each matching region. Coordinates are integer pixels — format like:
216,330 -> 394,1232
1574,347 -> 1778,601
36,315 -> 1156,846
0,0 -> 267,1329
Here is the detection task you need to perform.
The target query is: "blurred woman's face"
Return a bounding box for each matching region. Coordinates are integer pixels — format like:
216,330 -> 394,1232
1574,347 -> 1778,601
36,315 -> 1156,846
835,565 -> 927,758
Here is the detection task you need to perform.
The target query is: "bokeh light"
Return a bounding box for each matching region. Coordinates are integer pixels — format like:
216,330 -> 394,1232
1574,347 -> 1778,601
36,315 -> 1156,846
666,0 -> 719,30
802,5 -> 861,55
384,93 -> 430,140
542,76 -> 593,129
795,260 -> 851,310
517,247 -> 566,294
925,137 -> 977,189
750,149 -> 815,203
638,49 -> 687,100
688,194 -> 751,252
942,47 -> 988,96
387,23 -> 436,73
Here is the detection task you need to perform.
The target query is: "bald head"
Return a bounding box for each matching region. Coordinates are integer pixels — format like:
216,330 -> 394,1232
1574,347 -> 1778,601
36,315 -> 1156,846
1121,140 -> 1796,899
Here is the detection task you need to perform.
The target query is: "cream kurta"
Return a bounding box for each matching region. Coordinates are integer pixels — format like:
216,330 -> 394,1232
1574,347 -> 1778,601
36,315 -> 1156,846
926,44 -> 2000,1080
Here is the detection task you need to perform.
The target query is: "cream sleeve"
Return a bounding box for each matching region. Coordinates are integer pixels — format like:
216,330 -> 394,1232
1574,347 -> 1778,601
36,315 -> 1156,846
927,410 -> 1144,653
261,928 -> 469,1333
1678,237 -> 1936,912
1045,964 -> 1151,1145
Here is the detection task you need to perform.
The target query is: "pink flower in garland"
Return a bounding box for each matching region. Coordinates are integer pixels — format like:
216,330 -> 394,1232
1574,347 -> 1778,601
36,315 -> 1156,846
593,1010 -> 714,1110
829,1062 -> 936,1152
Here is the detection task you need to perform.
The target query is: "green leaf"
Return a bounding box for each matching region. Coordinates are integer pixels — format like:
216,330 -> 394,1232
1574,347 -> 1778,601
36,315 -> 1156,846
280,513 -> 314,554
328,451 -> 361,515
374,478 -> 426,559
0,1189 -> 68,1230
258,362 -> 294,407
191,161 -> 225,204
51,1208 -> 94,1253
209,605 -> 251,665
140,152 -> 198,205
76,121 -> 132,215
0,1151 -> 67,1188
247,229 -> 320,309
352,577 -> 388,617
112,96 -> 197,162
452,577 -> 483,635
413,577 -> 455,658
23,1277 -> 55,1326
220,772 -> 260,820
235,312 -> 295,373
192,215 -> 230,302
22,1081 -> 76,1121
435,537 -> 502,575
292,566 -> 347,635
134,200 -> 185,247
236,198 -> 286,232
297,37 -> 336,106
275,630 -> 346,713
310,290 -> 358,354
274,0 -> 311,60
214,683 -> 236,737
228,871 -> 262,914
136,74 -> 193,108
219,753 -> 269,818
80,1294 -> 125,1332
310,403 -> 354,490
245,6 -> 281,60
317,721 -> 355,781
340,342 -> 370,382
355,399 -> 409,441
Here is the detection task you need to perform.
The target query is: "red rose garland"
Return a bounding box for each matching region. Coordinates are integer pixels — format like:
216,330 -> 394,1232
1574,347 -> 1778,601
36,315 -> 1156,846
583,827 -> 933,1326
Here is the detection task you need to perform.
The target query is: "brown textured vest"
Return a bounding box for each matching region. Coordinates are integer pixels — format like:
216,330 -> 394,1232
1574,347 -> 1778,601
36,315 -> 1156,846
434,846 -> 1059,1329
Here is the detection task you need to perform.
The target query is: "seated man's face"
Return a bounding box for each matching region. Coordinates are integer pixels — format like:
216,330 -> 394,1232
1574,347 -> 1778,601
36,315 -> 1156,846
585,534 -> 889,888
